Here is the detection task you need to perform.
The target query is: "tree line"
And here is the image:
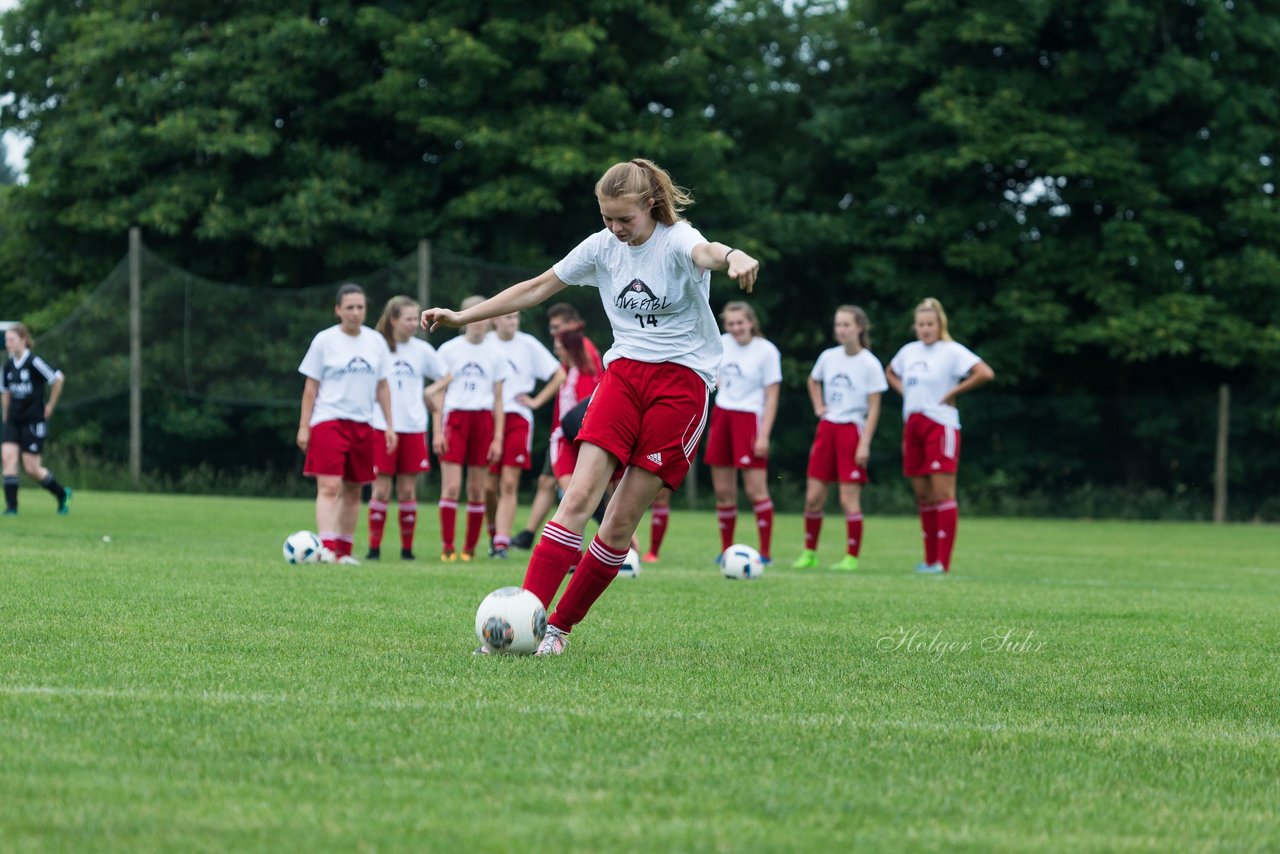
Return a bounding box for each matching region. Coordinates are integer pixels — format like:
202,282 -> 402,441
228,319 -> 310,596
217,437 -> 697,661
1,1 -> 1277,516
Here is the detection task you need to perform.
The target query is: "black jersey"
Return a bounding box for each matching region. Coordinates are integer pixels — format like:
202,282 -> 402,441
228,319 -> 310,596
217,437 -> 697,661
2,351 -> 61,422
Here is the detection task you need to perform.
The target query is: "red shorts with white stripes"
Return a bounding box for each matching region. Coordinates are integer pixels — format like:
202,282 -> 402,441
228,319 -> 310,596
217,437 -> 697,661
902,412 -> 961,477
576,358 -> 709,491
806,420 -> 866,484
441,409 -> 495,467
374,430 -> 430,476
703,407 -> 767,469
489,413 -> 533,473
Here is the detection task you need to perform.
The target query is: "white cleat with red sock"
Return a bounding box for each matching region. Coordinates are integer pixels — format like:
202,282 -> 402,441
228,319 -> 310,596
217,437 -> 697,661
535,625 -> 569,656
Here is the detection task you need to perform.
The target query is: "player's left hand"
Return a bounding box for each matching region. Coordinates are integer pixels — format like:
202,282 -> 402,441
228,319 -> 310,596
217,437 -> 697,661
385,431 -> 399,455
753,436 -> 769,459
728,251 -> 759,293
855,444 -> 871,468
44,404 -> 54,420
487,439 -> 502,465
515,393 -> 536,409
421,307 -> 464,332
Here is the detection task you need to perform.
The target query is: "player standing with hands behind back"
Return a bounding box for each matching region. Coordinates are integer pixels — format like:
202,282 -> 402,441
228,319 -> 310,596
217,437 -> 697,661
423,158 -> 759,656
886,298 -> 994,574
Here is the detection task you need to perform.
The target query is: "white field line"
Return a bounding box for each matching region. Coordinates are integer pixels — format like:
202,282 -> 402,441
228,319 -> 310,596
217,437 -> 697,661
1,684 -> 1277,746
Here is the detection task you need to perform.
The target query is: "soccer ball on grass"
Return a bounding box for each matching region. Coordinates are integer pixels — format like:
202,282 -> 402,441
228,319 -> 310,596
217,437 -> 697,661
475,587 -> 548,655
721,543 -> 765,580
283,530 -> 323,564
618,548 -> 642,579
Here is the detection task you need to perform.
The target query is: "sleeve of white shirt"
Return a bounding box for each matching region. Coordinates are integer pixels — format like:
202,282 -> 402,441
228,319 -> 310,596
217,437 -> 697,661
808,351 -> 828,383
763,342 -> 783,386
529,337 -> 561,381
867,355 -> 889,393
669,222 -> 707,277
951,343 -> 982,379
552,233 -> 602,288
423,346 -> 447,381
491,346 -> 512,385
298,334 -> 325,380
888,346 -> 908,378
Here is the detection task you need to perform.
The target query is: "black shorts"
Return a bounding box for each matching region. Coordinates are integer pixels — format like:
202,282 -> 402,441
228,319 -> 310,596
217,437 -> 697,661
2,419 -> 48,454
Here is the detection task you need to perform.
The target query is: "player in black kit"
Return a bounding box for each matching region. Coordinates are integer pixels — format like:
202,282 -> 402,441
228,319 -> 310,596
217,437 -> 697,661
2,323 -> 71,515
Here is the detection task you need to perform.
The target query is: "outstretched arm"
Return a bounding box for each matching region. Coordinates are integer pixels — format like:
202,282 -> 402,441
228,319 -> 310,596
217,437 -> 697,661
421,269 -> 569,332
691,243 -> 759,293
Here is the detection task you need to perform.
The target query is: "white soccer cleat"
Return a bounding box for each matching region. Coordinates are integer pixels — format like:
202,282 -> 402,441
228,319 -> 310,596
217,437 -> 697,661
317,547 -> 338,564
534,625 -> 569,657
337,555 -> 361,566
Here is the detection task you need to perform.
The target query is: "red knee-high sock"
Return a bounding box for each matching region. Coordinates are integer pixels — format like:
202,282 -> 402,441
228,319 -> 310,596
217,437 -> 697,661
522,521 -> 583,609
464,503 -> 485,553
549,536 -> 624,633
334,534 -> 353,558
919,502 -> 939,565
716,504 -> 737,551
367,499 -> 388,549
753,499 -> 774,559
649,505 -> 670,556
398,501 -> 417,552
320,531 -> 339,555
845,512 -> 864,557
935,499 -> 958,571
438,499 -> 458,551
804,511 -> 823,550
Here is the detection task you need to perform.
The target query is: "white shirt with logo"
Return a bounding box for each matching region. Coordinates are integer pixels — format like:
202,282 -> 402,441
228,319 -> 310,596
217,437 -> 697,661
715,335 -> 782,415
552,220 -> 723,388
809,347 -> 888,426
298,326 -> 393,426
371,337 -> 448,433
438,335 -> 510,413
485,330 -> 562,424
888,340 -> 982,429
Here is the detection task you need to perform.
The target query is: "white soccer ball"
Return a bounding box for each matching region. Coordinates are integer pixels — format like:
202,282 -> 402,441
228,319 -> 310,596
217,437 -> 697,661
283,530 -> 323,565
475,587 -> 548,655
618,548 -> 642,579
721,543 -> 765,580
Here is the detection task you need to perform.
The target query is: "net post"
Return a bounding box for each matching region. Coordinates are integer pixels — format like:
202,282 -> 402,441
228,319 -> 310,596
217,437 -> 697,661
129,227 -> 143,484
1213,383 -> 1229,524
418,239 -> 432,312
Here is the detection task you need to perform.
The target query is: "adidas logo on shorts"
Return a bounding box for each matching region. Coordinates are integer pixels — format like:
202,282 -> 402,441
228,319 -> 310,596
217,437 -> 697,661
739,455 -> 751,465
646,452 -> 663,465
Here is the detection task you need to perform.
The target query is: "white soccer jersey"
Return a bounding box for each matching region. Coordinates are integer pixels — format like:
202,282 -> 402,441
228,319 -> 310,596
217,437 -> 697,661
438,335 -> 510,413
298,326 -> 393,426
371,337 -> 448,433
485,330 -> 561,424
715,335 -> 783,414
809,346 -> 889,426
552,220 -> 723,388
888,340 -> 982,429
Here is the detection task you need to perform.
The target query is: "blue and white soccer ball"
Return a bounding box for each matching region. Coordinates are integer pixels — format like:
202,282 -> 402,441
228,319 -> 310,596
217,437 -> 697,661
475,587 -> 548,655
721,543 -> 765,580
283,530 -> 323,565
618,548 -> 642,579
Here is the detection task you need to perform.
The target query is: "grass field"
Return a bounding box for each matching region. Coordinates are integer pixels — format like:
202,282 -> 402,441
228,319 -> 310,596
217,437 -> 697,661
2,491 -> 1278,851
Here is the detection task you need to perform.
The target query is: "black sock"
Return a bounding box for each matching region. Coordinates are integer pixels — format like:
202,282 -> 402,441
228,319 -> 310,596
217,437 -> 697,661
41,472 -> 67,503
4,476 -> 18,511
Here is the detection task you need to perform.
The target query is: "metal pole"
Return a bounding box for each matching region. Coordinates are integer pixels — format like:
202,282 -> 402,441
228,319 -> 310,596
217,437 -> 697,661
418,239 -> 432,312
1213,384 -> 1229,524
129,227 -> 142,484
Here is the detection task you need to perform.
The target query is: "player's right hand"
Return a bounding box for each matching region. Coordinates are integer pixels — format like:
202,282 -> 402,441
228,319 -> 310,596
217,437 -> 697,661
296,426 -> 310,453
421,307 -> 463,332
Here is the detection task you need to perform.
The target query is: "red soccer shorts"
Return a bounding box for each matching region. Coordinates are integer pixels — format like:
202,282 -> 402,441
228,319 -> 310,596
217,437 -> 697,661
576,358 -> 709,491
806,420 -> 867,484
703,406 -> 767,469
441,409 -> 495,467
549,428 -> 577,481
304,419 -> 376,483
374,430 -> 430,476
489,413 -> 533,473
902,412 -> 961,477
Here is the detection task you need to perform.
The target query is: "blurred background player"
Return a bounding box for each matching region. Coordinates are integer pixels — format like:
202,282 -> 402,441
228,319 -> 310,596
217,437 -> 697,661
434,296 -> 508,562
886,297 -> 994,575
483,311 -> 564,558
793,306 -> 886,571
699,300 -> 781,564
297,283 -> 396,564
366,295 -> 450,561
511,304 -> 601,549
1,323 -> 71,516
423,157 -> 759,656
